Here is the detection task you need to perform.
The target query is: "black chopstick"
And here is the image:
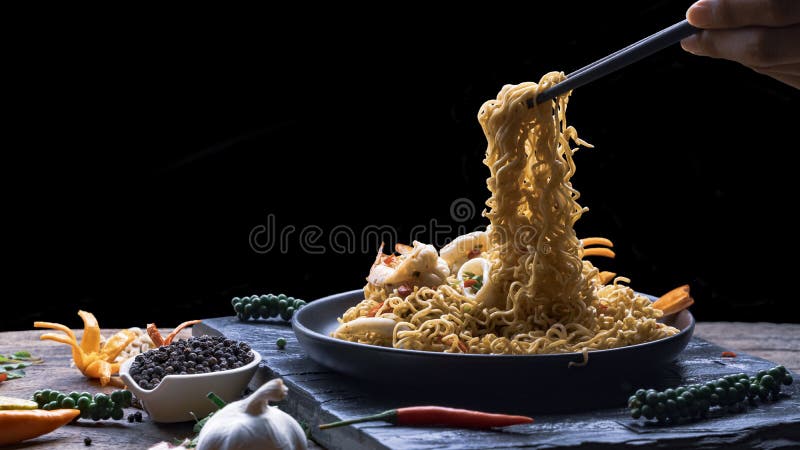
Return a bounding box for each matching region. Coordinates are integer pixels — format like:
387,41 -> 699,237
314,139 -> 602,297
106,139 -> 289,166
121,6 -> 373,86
528,20 -> 698,107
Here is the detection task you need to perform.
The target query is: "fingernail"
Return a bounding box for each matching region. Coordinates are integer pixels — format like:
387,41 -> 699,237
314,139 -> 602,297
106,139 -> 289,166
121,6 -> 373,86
680,35 -> 701,54
687,0 -> 714,28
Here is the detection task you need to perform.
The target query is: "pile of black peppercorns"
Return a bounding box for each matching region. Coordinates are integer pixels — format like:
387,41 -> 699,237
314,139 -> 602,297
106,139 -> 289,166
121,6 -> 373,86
129,335 -> 255,389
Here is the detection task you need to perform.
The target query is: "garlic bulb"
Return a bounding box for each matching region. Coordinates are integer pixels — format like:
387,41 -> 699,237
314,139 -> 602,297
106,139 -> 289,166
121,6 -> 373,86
196,378 -> 307,450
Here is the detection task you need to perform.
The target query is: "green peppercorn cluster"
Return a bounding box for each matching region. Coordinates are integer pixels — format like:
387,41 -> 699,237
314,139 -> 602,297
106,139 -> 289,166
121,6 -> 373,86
629,365 -> 793,423
32,389 -> 133,421
231,294 -> 306,321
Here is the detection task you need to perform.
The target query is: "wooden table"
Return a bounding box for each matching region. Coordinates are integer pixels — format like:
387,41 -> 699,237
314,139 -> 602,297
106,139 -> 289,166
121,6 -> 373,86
0,329 -> 195,449
0,323 -> 797,449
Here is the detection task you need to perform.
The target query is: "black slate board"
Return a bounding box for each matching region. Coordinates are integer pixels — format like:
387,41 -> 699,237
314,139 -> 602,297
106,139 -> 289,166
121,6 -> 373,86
194,317 -> 800,449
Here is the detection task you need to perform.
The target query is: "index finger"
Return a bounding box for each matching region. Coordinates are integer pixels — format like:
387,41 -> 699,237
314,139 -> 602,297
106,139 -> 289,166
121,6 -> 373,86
687,0 -> 800,28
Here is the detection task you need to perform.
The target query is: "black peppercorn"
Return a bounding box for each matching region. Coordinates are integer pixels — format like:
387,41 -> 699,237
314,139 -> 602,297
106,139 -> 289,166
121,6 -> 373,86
128,335 -> 255,389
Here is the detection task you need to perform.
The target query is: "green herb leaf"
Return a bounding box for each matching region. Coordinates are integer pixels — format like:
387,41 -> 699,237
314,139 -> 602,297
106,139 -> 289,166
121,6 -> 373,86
0,351 -> 44,365
192,410 -> 216,433
3,369 -> 26,379
4,363 -> 30,370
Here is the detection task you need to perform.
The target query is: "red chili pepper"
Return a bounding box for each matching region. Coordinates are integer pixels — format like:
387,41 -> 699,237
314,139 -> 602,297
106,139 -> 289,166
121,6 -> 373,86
384,255 -> 395,265
721,351 -> 737,358
457,341 -> 468,353
463,278 -> 477,288
0,373 -> 7,382
319,406 -> 533,429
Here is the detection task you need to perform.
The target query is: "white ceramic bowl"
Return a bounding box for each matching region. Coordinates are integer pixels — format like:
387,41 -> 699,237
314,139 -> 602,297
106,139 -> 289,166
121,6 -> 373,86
119,349 -> 261,423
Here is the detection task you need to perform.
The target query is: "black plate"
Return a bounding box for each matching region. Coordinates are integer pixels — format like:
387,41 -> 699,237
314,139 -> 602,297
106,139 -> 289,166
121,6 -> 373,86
293,289 -> 694,412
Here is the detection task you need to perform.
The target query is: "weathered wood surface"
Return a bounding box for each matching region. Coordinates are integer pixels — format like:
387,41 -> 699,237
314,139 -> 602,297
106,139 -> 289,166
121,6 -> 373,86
195,318 -> 800,450
1,322 -> 797,449
694,322 -> 800,373
0,329 -> 194,449
0,328 -> 323,450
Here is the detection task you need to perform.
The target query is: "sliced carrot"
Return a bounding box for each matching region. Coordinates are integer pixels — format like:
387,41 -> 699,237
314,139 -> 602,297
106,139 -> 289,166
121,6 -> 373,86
659,296 -> 694,315
598,271 -> 616,285
367,302 -> 385,317
721,351 -> 737,358
654,285 -> 690,305
653,285 -> 694,315
583,248 -> 616,258
653,285 -> 693,315
582,237 -> 614,248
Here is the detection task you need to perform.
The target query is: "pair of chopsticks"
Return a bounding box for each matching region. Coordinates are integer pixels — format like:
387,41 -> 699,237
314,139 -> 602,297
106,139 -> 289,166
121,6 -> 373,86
529,20 -> 699,107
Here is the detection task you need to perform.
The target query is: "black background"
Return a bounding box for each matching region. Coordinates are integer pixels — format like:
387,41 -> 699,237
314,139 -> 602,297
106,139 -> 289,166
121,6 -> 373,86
6,2 -> 798,330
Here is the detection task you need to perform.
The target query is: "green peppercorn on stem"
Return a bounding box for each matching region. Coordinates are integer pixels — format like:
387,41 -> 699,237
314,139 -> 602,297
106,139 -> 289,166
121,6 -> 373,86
231,293 -> 307,321
629,365 -> 791,424
31,389 -> 133,420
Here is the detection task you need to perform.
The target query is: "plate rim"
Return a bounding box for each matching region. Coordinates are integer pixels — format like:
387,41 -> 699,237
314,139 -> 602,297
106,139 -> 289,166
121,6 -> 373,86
293,288 -> 695,360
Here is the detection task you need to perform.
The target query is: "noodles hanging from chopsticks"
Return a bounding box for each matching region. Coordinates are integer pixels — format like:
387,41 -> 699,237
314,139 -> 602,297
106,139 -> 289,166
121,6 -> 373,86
333,72 -> 678,355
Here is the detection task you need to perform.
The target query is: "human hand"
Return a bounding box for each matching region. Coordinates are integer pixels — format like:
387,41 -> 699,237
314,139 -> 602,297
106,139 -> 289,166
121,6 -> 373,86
681,0 -> 800,88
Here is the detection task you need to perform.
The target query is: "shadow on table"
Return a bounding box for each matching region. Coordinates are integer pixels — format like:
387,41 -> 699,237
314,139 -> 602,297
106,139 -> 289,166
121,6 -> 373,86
348,362 -> 688,415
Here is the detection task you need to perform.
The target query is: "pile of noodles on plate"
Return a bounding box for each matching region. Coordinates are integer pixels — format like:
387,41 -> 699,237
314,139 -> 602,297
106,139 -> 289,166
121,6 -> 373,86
333,72 -> 679,358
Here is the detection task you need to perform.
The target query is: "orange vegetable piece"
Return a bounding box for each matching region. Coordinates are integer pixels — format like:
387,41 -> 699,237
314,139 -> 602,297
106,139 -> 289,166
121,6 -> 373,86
582,237 -> 614,248
367,302 -> 384,318
653,285 -> 695,316
598,271 -> 616,285
0,409 -> 80,445
583,248 -> 616,258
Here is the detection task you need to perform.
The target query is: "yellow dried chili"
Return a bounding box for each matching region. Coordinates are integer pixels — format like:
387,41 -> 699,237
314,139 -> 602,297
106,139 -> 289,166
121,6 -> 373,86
34,310 -> 135,386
